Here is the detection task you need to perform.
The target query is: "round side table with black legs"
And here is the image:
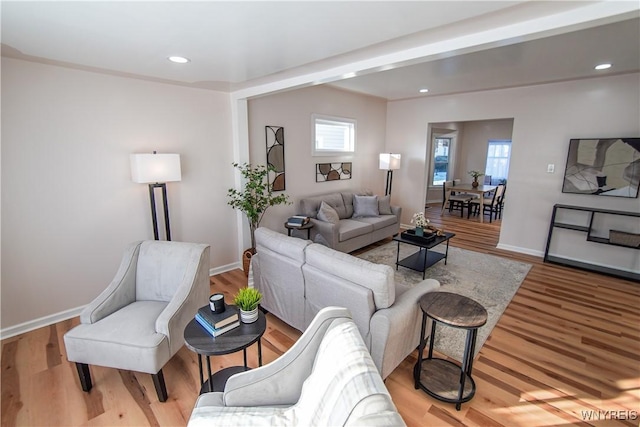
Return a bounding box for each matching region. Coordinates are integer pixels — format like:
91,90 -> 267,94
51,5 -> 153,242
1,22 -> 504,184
184,310 -> 266,394
414,291 -> 487,411
284,222 -> 314,240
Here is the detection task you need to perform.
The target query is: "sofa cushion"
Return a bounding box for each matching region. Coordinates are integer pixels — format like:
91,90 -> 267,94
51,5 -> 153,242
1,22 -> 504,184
317,201 -> 339,224
353,195 -> 379,218
305,244 -> 395,309
352,214 -> 397,231
339,219 -> 374,241
378,195 -> 392,215
341,191 -> 373,218
300,193 -> 347,219
255,227 -> 310,263
63,301 -> 170,373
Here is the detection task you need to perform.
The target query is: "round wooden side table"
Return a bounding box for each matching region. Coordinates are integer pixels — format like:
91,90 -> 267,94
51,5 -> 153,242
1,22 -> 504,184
414,291 -> 487,410
184,310 -> 266,394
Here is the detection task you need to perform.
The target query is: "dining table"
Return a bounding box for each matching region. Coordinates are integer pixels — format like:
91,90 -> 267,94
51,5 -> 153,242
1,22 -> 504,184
442,184 -> 498,223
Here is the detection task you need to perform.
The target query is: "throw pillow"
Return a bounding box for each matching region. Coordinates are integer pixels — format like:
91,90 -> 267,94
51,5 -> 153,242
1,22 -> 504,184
317,201 -> 339,224
353,195 -> 379,218
378,195 -> 392,215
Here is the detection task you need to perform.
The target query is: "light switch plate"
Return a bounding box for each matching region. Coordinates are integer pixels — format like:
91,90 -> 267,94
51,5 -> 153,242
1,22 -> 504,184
547,164 -> 555,173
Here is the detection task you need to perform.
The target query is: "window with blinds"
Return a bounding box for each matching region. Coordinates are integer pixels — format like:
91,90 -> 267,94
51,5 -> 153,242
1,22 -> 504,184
312,114 -> 356,156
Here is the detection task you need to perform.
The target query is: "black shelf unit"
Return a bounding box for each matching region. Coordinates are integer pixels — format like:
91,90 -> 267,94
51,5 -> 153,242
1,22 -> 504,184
544,204 -> 640,282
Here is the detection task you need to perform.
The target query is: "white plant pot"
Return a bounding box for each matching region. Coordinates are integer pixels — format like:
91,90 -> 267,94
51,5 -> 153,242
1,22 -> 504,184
240,308 -> 259,323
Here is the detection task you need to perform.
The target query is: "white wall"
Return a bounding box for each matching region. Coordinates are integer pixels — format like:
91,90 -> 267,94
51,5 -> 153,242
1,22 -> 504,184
457,119 -> 514,180
386,73 -> 640,272
1,58 -> 237,331
247,85 -> 388,233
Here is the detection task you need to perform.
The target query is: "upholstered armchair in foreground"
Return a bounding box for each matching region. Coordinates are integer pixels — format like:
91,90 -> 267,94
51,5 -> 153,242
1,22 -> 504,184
188,307 -> 406,426
64,240 -> 210,401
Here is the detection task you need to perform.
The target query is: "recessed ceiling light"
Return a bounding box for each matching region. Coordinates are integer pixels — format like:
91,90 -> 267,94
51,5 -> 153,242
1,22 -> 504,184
168,56 -> 190,64
419,88 -> 429,93
595,63 -> 612,70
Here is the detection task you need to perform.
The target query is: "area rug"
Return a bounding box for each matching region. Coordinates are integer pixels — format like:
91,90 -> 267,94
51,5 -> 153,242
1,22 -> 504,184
357,242 -> 531,361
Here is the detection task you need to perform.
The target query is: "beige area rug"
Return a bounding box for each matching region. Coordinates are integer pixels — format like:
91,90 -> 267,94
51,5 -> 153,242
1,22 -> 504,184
357,241 -> 532,361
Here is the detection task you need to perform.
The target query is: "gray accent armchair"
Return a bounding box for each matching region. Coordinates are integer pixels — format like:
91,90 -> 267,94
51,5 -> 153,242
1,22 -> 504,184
63,240 -> 210,401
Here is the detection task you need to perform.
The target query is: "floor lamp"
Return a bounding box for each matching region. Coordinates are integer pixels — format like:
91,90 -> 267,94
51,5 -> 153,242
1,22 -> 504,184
379,153 -> 401,196
130,152 -> 182,241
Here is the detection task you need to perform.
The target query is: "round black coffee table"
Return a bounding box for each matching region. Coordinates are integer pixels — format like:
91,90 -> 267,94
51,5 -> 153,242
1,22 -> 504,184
414,291 -> 487,410
184,310 -> 266,394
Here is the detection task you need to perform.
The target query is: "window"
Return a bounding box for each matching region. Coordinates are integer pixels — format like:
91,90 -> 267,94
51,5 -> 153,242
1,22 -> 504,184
432,137 -> 451,186
312,114 -> 356,156
485,139 -> 511,184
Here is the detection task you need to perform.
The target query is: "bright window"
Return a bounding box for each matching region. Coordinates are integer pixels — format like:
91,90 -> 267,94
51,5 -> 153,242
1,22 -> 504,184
312,114 -> 356,156
485,139 -> 511,184
432,137 -> 451,186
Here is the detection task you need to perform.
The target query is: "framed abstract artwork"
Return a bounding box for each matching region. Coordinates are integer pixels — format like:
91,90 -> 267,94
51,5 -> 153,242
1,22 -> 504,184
265,126 -> 285,191
562,138 -> 640,198
316,162 -> 352,182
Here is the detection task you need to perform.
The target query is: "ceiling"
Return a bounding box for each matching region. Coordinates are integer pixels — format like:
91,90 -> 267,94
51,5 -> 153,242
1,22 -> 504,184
2,1 -> 639,100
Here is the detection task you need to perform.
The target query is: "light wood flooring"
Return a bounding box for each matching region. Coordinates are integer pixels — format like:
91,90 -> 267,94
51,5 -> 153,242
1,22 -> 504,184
2,205 -> 639,426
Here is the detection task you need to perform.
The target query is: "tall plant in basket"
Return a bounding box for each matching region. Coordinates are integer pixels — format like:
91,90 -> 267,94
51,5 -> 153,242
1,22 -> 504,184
228,163 -> 290,274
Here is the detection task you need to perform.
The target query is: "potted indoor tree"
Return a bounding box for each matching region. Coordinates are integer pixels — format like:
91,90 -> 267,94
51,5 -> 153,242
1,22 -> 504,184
233,287 -> 262,323
227,163 -> 290,274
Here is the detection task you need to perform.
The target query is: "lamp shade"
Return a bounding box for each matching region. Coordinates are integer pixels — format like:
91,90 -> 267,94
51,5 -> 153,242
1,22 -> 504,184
130,153 -> 182,183
379,153 -> 401,170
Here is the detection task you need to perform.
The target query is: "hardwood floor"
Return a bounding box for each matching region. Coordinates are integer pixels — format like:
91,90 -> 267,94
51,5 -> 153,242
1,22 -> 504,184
2,206 -> 639,426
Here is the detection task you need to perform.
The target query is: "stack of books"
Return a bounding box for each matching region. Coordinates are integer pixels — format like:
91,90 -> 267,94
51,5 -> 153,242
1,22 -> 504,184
195,305 -> 240,337
287,215 -> 310,227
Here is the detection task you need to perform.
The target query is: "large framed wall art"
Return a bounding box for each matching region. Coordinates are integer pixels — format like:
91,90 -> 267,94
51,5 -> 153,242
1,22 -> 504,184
562,138 -> 640,198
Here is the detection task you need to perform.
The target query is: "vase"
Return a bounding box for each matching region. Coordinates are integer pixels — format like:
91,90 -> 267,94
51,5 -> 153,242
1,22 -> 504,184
242,248 -> 256,277
472,179 -> 479,188
240,307 -> 259,323
415,227 -> 424,236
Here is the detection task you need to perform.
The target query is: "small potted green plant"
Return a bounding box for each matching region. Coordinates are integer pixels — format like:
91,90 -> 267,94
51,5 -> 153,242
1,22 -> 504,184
233,287 -> 262,323
468,170 -> 485,188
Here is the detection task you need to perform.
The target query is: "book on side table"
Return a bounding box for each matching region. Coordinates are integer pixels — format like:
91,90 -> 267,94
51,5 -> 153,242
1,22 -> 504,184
287,216 -> 310,227
195,305 -> 240,337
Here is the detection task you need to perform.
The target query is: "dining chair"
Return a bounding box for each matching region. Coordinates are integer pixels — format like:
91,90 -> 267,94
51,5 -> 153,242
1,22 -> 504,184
483,175 -> 492,185
443,181 -> 472,217
467,184 -> 505,222
496,183 -> 507,219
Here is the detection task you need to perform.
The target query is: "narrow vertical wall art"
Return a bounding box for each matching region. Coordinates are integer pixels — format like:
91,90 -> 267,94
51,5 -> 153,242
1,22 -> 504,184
265,126 -> 285,191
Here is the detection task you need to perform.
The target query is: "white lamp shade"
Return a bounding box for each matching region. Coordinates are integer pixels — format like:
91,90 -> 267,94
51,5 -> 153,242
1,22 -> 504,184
130,153 -> 182,183
379,153 -> 401,170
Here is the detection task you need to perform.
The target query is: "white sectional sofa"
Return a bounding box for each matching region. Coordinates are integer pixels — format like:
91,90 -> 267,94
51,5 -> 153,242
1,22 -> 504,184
298,191 -> 402,253
251,227 -> 440,379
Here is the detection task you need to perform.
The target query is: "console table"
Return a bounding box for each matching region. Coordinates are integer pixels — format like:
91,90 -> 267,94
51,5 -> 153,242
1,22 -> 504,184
544,204 -> 639,281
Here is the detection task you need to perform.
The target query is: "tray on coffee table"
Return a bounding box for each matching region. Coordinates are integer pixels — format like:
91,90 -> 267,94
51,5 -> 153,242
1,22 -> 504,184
401,229 -> 436,244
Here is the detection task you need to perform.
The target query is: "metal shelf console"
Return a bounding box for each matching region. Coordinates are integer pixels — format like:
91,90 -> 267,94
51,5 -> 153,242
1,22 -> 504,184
544,204 -> 639,282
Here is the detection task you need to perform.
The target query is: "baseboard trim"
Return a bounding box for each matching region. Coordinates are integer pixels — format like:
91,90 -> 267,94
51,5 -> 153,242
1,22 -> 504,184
210,261 -> 242,276
496,243 -> 544,258
0,305 -> 85,340
2,264 -> 242,340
